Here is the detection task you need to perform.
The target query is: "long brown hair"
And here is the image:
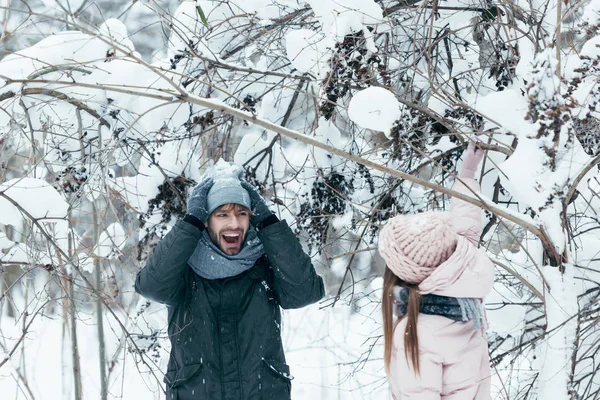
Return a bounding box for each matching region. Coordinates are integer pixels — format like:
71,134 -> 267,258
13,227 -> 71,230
382,266 -> 422,375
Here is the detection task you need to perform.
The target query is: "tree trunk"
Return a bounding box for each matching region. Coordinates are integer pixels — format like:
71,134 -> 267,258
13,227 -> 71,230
537,266 -> 577,399
93,205 -> 108,400
67,225 -> 82,400
69,273 -> 82,400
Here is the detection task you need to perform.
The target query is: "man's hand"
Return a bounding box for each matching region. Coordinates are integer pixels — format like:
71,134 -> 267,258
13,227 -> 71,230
187,178 -> 214,222
460,141 -> 484,179
240,181 -> 272,227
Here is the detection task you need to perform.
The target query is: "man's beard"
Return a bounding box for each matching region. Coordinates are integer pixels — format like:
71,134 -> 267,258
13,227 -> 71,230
208,227 -> 246,255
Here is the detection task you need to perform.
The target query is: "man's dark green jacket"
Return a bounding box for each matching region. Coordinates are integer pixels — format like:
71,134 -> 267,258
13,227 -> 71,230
135,218 -> 325,400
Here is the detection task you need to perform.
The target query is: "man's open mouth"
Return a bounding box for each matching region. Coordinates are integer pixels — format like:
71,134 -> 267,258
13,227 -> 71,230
222,233 -> 241,245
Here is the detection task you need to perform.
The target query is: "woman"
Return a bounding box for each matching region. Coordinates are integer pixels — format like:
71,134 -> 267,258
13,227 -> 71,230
379,142 -> 494,399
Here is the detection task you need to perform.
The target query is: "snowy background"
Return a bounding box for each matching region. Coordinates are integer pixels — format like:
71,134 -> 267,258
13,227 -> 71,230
0,0 -> 599,398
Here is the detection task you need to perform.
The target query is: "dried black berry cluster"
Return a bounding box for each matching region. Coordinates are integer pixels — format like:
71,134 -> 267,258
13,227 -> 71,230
184,111 -> 215,133
356,164 -> 375,194
129,330 -> 163,364
570,54 -> 600,157
319,29 -> 388,119
170,50 -> 190,70
525,62 -> 576,171
444,107 -> 484,133
387,108 -> 454,164
54,166 -> 88,195
297,170 -> 353,252
388,120 -> 428,162
242,94 -> 258,113
574,118 -> 600,156
137,175 -> 193,261
368,190 -> 401,243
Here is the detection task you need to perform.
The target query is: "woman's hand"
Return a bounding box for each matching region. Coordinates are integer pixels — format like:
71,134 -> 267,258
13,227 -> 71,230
460,141 -> 484,179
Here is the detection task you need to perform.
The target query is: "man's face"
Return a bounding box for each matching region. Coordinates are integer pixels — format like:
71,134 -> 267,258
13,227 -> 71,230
207,204 -> 251,256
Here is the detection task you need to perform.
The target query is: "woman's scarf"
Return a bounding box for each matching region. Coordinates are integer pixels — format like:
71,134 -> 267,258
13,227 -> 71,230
393,286 -> 485,330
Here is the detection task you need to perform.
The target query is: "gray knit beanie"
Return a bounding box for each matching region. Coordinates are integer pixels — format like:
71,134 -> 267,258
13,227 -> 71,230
204,160 -> 251,216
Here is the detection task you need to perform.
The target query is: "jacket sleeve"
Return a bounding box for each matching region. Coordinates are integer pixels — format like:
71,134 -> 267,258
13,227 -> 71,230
135,220 -> 202,306
257,220 -> 325,309
450,177 -> 482,246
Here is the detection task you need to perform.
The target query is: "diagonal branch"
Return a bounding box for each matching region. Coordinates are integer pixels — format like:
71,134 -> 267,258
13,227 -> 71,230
0,74 -> 557,256
0,299 -> 53,369
179,93 -> 557,254
0,87 -> 110,127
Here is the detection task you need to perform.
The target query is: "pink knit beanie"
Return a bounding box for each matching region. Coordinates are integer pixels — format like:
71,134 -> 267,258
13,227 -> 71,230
378,211 -> 458,284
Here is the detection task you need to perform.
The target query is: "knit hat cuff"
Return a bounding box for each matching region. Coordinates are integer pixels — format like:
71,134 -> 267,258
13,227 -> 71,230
206,179 -> 251,215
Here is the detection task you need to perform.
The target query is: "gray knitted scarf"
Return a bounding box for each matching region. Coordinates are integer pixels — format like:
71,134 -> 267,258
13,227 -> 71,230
393,286 -> 485,330
188,229 -> 264,280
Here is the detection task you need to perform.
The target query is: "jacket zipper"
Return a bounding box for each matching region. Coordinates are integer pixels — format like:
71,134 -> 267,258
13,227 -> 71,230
217,286 -> 224,400
234,319 -> 243,400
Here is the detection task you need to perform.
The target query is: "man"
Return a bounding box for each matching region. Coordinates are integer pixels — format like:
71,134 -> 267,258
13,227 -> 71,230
135,162 -> 325,400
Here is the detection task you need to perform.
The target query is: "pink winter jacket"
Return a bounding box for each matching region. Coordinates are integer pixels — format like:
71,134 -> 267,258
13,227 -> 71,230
388,177 -> 495,400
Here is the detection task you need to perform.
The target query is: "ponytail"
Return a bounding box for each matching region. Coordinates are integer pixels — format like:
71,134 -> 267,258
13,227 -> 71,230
382,266 -> 421,376
383,267 -> 399,372
404,286 -> 421,375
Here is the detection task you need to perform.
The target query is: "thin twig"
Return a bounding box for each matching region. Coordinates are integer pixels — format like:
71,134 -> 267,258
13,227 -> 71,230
1,88 -> 110,127
0,300 -> 52,369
